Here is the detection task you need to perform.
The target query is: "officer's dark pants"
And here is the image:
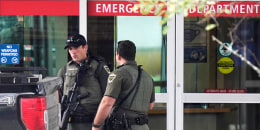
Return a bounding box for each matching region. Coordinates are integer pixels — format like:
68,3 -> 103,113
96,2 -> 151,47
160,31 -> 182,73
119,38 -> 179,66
68,122 -> 92,130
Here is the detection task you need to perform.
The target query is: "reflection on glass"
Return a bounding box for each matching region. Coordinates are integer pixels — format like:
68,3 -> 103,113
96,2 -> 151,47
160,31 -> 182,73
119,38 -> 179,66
117,16 -> 167,93
0,15 -> 79,76
184,103 -> 260,130
184,16 -> 260,93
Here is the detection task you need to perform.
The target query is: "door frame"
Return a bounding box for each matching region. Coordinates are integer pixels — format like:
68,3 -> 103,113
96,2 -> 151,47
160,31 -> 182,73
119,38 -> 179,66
78,1 -> 260,130
80,0 -> 260,129
79,0 -> 175,129
175,9 -> 260,130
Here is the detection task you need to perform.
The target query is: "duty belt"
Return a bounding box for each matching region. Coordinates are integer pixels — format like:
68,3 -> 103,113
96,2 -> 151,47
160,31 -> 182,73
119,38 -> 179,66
70,114 -> 95,123
111,107 -> 149,125
111,114 -> 148,125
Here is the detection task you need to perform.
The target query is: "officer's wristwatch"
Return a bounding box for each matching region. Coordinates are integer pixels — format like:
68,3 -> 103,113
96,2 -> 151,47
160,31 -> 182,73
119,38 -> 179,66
92,123 -> 101,128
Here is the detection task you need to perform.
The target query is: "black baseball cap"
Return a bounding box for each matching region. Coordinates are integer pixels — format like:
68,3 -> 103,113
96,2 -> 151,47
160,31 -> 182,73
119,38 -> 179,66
64,34 -> 87,49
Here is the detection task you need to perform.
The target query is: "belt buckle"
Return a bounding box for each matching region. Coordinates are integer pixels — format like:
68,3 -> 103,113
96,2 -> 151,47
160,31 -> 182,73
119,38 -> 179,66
135,117 -> 141,125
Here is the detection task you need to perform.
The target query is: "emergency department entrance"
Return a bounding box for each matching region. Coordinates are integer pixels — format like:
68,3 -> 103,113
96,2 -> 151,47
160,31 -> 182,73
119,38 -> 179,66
81,0 -> 260,130
81,1 -> 260,130
81,1 -> 168,129
175,1 -> 260,130
1,0 -> 260,130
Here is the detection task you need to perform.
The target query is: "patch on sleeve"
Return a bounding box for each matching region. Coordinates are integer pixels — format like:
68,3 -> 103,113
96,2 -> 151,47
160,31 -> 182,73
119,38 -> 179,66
108,73 -> 116,83
104,65 -> 111,74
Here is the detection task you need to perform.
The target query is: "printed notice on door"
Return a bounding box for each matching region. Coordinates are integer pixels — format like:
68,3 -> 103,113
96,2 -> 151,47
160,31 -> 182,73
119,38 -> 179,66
0,44 -> 19,64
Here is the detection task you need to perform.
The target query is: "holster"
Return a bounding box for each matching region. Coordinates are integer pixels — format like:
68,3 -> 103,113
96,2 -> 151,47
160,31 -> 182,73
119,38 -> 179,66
103,107 -> 148,130
128,115 -> 148,125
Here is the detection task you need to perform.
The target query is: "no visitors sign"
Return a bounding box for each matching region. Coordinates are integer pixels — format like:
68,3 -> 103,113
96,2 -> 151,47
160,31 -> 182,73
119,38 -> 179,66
0,44 -> 19,64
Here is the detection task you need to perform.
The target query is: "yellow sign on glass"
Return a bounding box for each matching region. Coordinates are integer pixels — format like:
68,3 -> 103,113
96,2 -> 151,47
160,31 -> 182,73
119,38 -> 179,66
217,57 -> 234,74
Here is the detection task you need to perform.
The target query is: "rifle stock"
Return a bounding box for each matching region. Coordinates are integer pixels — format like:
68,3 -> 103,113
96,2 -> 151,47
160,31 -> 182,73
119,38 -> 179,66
60,107 -> 71,130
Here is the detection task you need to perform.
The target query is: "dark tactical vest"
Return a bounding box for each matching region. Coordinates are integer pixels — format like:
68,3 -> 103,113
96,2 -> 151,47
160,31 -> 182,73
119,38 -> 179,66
62,57 -> 108,112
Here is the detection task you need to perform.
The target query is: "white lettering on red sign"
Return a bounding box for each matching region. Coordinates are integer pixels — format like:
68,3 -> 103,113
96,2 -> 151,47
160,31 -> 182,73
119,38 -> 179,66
96,3 -> 136,13
188,2 -> 260,17
97,3 -> 145,14
94,2 -> 138,15
88,1 -> 166,16
189,4 -> 259,14
89,1 -> 259,17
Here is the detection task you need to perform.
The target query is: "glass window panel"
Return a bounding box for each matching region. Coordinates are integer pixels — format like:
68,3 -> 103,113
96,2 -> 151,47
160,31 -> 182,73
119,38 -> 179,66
0,15 -> 79,76
117,16 -> 167,93
88,16 -> 167,93
87,16 -> 167,130
0,15 -> 166,92
184,16 -> 260,93
184,103 -> 259,130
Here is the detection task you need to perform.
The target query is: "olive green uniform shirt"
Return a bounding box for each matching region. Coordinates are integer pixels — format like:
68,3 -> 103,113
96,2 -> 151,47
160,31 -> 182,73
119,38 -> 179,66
105,61 -> 155,130
58,56 -> 110,130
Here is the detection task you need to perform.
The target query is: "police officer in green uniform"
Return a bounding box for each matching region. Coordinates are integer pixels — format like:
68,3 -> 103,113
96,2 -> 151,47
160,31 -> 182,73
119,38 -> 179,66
92,40 -> 155,130
58,34 -> 110,130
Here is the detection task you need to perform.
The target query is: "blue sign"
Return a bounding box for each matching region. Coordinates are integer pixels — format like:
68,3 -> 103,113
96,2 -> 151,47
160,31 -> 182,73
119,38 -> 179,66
0,44 -> 19,64
218,42 -> 232,57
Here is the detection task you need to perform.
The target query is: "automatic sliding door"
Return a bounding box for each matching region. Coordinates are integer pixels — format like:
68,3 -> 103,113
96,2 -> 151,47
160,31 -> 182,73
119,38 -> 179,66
176,2 -> 260,130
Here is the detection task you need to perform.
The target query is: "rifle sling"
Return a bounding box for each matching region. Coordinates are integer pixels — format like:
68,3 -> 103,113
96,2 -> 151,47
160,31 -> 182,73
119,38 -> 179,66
117,65 -> 142,108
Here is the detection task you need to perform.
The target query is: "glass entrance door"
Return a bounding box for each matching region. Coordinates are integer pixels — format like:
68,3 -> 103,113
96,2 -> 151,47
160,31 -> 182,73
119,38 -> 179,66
81,1 -> 168,129
176,3 -> 260,130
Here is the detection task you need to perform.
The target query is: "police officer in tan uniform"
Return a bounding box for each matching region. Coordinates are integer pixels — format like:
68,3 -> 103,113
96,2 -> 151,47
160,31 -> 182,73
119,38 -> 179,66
92,40 -> 155,130
58,34 -> 110,130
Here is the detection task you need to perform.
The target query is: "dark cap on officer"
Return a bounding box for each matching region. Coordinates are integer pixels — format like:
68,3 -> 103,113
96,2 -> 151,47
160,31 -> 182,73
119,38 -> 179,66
64,34 -> 87,49
116,40 -> 136,61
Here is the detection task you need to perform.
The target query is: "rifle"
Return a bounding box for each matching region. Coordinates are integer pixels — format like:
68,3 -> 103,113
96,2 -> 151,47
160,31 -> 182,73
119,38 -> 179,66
60,64 -> 90,130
